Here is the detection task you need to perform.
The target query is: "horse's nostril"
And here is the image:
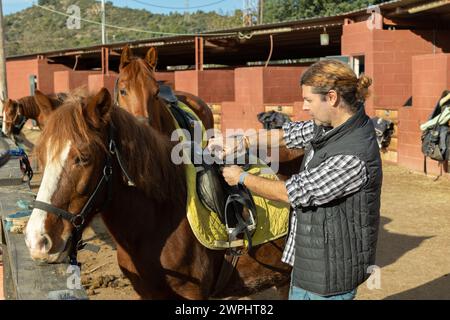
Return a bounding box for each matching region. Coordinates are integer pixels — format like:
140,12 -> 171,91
38,234 -> 53,253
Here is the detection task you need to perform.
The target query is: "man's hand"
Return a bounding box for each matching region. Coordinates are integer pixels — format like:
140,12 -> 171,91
207,135 -> 248,160
222,165 -> 244,186
206,135 -> 226,159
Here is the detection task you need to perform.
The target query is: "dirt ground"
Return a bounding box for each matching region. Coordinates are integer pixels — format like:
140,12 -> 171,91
20,127 -> 450,300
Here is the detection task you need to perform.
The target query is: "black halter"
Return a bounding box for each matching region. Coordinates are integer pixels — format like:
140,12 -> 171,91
33,124 -> 134,266
11,113 -> 27,135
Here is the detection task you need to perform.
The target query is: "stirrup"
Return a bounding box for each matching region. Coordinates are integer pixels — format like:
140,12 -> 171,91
224,193 -> 257,253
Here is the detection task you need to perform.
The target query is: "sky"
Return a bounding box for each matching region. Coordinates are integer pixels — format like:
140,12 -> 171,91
2,0 -> 243,15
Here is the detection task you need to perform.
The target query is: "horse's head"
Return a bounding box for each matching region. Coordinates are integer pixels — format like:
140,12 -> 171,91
1,91 -> 58,136
2,98 -> 22,136
25,88 -> 113,263
34,90 -> 59,128
117,45 -> 160,120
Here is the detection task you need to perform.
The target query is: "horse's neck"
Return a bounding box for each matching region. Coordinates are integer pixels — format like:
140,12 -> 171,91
149,98 -> 177,136
18,97 -> 39,119
112,107 -> 186,199
101,115 -> 188,252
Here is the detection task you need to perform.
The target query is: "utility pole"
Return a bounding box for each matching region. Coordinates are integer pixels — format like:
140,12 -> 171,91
0,0 -> 8,114
258,0 -> 263,25
101,0 -> 106,44
243,0 -> 258,26
184,0 -> 190,23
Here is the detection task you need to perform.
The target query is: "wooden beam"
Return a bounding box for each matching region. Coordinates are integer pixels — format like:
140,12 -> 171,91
0,186 -> 89,300
195,36 -> 204,71
101,47 -> 109,75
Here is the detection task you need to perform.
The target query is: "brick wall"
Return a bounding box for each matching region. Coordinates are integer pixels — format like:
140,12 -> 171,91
5,58 -> 39,99
221,67 -> 265,131
174,70 -> 198,95
88,73 -> 118,96
37,59 -> 71,94
174,70 -> 235,103
342,22 -> 441,116
371,30 -> 439,111
198,70 -> 235,103
54,70 -> 101,93
397,53 -> 450,176
263,67 -> 306,104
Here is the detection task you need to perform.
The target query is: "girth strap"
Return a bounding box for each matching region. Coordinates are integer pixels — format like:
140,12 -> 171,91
211,252 -> 240,297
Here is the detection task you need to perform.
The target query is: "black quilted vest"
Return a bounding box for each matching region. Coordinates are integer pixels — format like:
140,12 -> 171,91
292,106 -> 382,296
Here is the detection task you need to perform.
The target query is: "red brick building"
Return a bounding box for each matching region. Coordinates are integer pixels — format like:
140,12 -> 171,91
4,0 -> 450,176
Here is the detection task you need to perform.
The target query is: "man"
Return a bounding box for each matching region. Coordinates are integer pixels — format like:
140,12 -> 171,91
209,60 -> 382,300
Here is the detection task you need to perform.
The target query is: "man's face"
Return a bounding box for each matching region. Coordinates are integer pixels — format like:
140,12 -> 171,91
302,85 -> 332,126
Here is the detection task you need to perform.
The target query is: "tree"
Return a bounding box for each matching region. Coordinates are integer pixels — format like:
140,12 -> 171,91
263,0 -> 392,23
38,0 -> 58,5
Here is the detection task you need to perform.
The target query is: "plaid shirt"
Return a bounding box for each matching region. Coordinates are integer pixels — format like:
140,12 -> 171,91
281,120 -> 368,266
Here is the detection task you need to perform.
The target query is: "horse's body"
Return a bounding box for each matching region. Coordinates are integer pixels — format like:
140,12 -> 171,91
25,89 -> 291,299
173,90 -> 214,130
1,91 -> 64,136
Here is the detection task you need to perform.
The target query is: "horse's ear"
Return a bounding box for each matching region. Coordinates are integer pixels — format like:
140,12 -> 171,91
85,88 -> 112,128
3,98 -> 13,112
145,47 -> 157,70
120,45 -> 132,70
34,90 -> 54,115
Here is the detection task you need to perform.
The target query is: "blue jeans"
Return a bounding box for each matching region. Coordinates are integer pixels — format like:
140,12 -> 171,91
289,275 -> 357,300
289,286 -> 356,300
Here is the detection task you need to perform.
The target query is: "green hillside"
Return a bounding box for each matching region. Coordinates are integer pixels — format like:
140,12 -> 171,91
4,0 -> 389,57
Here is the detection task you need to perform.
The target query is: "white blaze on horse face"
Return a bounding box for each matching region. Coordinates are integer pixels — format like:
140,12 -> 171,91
2,110 -> 7,135
25,141 -> 72,254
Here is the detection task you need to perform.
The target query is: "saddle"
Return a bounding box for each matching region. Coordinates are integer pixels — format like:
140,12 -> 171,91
420,90 -> 450,176
257,110 -> 291,129
195,159 -> 258,253
159,83 -> 197,140
0,136 -> 10,168
160,85 -> 258,252
371,117 -> 394,149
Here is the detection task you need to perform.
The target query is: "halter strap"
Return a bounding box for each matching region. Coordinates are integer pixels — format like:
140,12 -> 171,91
32,124 -> 134,265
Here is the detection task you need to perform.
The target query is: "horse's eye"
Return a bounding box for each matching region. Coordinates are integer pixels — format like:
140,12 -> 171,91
74,155 -> 89,166
120,89 -> 127,96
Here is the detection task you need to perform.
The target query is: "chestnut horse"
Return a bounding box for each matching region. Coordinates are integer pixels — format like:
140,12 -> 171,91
25,88 -> 291,299
2,90 -> 64,137
117,45 -> 303,179
117,45 -> 214,136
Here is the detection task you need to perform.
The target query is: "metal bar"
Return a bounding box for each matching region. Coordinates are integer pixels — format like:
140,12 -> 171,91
0,0 -> 8,113
408,0 -> 450,14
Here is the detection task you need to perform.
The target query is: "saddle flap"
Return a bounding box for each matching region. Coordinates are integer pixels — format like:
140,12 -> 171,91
158,83 -> 178,104
196,163 -> 228,220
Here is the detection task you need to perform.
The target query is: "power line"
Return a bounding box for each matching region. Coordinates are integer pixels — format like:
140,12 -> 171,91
34,3 -> 235,37
127,0 -> 228,10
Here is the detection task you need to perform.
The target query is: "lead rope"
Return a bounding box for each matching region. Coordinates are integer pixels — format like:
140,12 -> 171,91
109,139 -> 135,187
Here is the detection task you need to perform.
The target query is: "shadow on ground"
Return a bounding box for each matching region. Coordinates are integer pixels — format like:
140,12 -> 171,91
384,274 -> 450,299
376,216 -> 433,268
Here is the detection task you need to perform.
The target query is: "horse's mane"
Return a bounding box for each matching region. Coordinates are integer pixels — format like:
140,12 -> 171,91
17,96 -> 40,117
15,93 -> 63,117
36,91 -> 185,202
121,57 -> 155,85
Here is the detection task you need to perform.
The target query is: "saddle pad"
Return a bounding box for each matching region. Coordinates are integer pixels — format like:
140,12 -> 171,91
169,102 -> 290,250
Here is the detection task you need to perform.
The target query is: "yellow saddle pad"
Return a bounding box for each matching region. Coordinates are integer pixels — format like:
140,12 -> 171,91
170,102 -> 290,250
